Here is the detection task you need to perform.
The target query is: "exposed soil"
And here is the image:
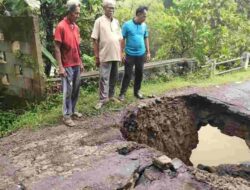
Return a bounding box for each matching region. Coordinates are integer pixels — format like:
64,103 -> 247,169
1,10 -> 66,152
1,83 -> 250,190
121,96 -> 198,165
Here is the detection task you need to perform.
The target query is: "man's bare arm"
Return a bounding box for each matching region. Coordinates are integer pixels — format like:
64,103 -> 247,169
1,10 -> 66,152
93,39 -> 100,67
120,38 -> 125,63
145,38 -> 151,61
55,41 -> 66,76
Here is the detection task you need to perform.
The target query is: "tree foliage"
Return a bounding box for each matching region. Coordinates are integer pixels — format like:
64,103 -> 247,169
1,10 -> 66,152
1,0 -> 250,68
116,0 -> 250,64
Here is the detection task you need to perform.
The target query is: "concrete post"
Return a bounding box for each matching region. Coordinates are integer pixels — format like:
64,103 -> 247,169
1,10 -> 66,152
210,59 -> 216,76
241,52 -> 249,70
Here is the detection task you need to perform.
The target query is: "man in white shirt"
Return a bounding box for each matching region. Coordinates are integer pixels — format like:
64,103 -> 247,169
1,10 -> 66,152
91,0 -> 122,109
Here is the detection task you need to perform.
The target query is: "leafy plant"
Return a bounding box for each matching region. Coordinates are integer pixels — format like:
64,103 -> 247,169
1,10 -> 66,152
0,111 -> 16,132
82,54 -> 95,71
41,46 -> 57,67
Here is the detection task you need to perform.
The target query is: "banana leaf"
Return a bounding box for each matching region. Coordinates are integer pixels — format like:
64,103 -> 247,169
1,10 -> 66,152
41,46 -> 57,67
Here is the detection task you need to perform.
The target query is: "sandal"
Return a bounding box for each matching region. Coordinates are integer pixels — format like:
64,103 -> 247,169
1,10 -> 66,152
63,117 -> 76,127
109,97 -> 121,103
72,112 -> 83,118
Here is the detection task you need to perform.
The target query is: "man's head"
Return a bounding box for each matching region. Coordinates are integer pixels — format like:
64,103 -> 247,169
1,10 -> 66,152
135,6 -> 148,23
103,0 -> 116,19
66,0 -> 81,23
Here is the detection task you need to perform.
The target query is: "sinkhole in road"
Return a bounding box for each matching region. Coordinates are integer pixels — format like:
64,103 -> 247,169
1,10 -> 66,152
120,94 -> 250,167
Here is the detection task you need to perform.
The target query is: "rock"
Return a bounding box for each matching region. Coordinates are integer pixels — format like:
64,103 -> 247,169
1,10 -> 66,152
141,167 -> 163,182
164,169 -> 178,178
117,172 -> 139,190
138,103 -> 147,109
136,166 -> 212,190
153,155 -> 173,170
55,166 -> 64,173
117,144 -> 139,156
197,164 -> 216,173
155,98 -> 162,104
17,183 -> 26,190
117,147 -> 131,155
171,158 -> 184,170
240,162 -> 250,168
147,94 -> 156,98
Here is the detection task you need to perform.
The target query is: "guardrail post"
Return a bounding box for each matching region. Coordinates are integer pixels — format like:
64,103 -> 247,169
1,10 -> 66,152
241,52 -> 250,70
210,60 -> 216,76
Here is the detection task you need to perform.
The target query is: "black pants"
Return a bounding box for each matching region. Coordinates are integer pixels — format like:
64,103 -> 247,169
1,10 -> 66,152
120,54 -> 145,95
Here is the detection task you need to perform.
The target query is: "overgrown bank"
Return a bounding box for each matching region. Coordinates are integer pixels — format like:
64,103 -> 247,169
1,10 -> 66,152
1,69 -> 250,137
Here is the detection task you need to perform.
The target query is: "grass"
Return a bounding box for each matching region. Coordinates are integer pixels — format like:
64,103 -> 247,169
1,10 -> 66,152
1,69 -> 250,137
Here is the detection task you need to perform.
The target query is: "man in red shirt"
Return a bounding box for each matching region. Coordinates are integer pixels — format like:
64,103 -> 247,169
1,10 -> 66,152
54,0 -> 84,127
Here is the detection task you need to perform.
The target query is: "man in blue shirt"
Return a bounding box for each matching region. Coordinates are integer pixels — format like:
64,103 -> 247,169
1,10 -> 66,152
119,6 -> 151,100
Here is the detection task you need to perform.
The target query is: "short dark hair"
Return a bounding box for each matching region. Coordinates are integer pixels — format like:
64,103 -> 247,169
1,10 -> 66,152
68,4 -> 78,13
136,6 -> 148,16
66,1 -> 80,14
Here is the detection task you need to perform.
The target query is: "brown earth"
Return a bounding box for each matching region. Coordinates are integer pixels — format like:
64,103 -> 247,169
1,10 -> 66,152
121,96 -> 198,165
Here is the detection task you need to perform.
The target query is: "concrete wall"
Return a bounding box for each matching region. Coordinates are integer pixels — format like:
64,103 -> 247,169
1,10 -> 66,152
0,16 -> 45,102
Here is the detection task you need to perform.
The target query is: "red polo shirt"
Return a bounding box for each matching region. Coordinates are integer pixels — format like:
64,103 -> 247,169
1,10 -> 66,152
54,17 -> 82,67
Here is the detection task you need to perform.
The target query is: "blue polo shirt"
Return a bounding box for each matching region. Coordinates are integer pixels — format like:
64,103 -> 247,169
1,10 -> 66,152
122,19 -> 149,56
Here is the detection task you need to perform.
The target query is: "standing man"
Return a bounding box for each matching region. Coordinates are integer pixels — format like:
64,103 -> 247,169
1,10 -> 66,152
91,0 -> 122,109
54,0 -> 84,127
119,6 -> 150,101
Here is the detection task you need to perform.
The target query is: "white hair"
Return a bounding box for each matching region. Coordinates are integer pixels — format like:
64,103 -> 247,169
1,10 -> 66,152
103,0 -> 116,7
66,0 -> 81,12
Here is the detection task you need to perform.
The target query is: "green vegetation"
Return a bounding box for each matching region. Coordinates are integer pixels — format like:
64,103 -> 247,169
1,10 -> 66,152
115,0 -> 250,63
1,69 -> 250,137
1,0 -> 250,71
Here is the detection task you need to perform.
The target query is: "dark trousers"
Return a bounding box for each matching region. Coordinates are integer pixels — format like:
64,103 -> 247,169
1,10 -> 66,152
120,54 -> 145,95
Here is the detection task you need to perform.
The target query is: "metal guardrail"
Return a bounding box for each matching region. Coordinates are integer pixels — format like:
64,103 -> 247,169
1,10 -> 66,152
47,58 -> 196,82
204,52 -> 250,76
46,53 -> 250,83
217,66 -> 242,75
